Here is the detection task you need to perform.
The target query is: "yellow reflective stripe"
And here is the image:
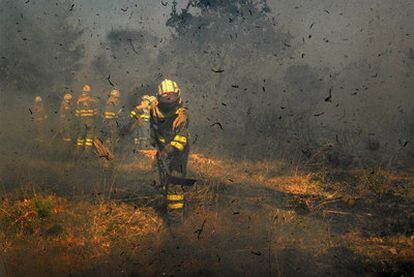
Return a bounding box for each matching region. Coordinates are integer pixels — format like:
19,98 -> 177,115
85,138 -> 93,146
63,138 -> 72,142
104,113 -> 116,118
140,114 -> 150,119
130,111 -> 137,118
171,141 -> 184,151
76,138 -> 84,146
77,109 -> 98,117
167,194 -> 184,201
105,112 -> 116,115
168,202 -> 184,209
173,135 -> 187,144
134,138 -> 139,144
159,137 -> 166,143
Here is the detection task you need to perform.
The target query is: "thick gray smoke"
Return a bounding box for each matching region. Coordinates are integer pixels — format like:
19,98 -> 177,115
1,0 -> 413,167
0,0 -> 84,105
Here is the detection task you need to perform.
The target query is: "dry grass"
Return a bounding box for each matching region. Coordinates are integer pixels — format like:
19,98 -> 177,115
188,154 -> 414,262
1,152 -> 414,275
128,152 -> 413,213
119,152 -> 328,198
189,153 -> 329,197
355,168 -> 414,199
0,192 -> 162,275
345,230 -> 414,263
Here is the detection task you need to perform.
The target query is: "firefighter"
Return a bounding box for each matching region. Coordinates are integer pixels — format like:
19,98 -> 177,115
103,89 -> 123,152
59,93 -> 74,144
31,96 -> 48,143
150,79 -> 190,225
130,95 -> 155,149
75,85 -> 98,152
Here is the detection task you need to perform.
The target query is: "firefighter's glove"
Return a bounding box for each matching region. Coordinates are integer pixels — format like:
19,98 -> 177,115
159,144 -> 174,160
150,138 -> 157,148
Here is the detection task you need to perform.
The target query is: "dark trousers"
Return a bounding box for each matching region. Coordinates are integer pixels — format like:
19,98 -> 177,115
156,148 -> 190,226
76,121 -> 95,149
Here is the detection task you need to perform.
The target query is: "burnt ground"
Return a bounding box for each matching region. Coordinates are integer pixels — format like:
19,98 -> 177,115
1,148 -> 414,276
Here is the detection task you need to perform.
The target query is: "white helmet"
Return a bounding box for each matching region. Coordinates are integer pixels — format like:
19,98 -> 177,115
63,93 -> 72,101
110,89 -> 120,98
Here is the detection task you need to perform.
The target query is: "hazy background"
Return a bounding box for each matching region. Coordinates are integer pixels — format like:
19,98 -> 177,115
1,0 -> 413,166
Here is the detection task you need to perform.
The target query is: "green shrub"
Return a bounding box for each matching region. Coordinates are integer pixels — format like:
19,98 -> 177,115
34,198 -> 52,218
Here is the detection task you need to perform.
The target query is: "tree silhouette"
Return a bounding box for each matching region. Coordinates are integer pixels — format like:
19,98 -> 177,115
161,0 -> 293,156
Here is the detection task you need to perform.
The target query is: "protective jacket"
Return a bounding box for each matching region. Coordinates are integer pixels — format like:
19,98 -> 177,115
150,99 -> 190,225
75,94 -> 98,147
59,100 -> 74,142
31,101 -> 48,143
130,102 -> 151,146
150,100 -> 190,174
32,102 -> 48,122
103,98 -> 123,149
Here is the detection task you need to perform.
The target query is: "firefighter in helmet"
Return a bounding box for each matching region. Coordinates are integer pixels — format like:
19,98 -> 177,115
130,95 -> 156,149
103,89 -> 123,152
150,79 -> 190,225
75,85 -> 98,152
31,96 -> 48,143
59,93 -> 75,144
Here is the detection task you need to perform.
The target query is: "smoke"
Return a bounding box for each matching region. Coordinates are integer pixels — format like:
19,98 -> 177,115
0,0 -> 413,167
1,2 -> 413,275
91,29 -> 160,107
150,0 -> 414,164
0,0 -> 84,106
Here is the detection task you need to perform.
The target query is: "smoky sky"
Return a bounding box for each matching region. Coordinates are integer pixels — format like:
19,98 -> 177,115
0,0 -> 413,163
